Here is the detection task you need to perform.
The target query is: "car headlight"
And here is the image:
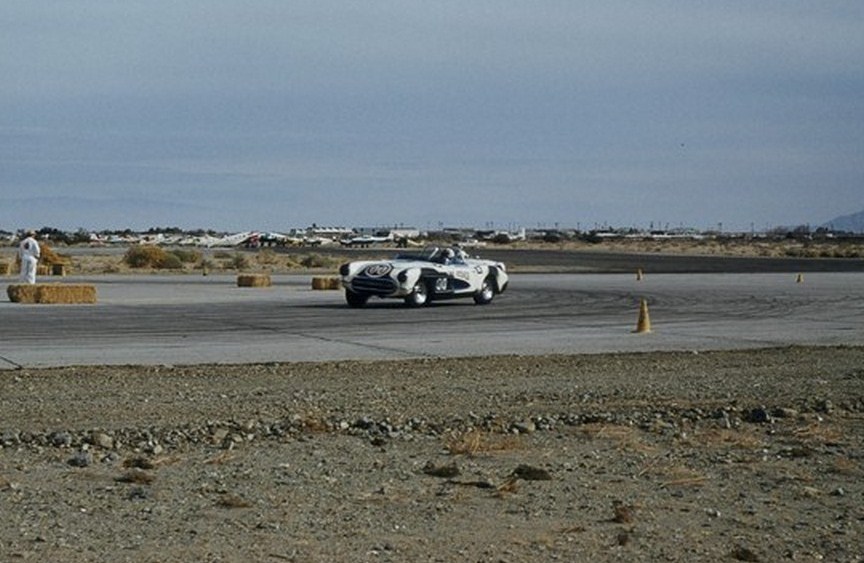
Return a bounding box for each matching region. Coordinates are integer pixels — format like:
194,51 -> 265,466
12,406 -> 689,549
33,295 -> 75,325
339,263 -> 350,276
397,270 -> 409,283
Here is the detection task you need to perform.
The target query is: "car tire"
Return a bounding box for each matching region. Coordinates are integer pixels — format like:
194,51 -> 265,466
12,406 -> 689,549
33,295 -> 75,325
405,280 -> 429,307
473,276 -> 495,305
345,290 -> 369,308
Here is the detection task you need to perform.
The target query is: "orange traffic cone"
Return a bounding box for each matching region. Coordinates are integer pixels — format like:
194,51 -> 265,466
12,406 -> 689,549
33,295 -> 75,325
634,299 -> 652,333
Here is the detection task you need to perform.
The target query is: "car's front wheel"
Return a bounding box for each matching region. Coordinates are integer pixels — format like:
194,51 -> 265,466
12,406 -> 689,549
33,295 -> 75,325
473,277 -> 495,305
345,290 -> 369,308
405,280 -> 429,307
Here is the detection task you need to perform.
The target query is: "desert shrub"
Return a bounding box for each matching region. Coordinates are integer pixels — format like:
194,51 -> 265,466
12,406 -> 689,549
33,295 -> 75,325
124,245 -> 169,268
213,251 -> 233,260
299,253 -> 342,269
256,249 -> 279,265
224,253 -> 249,271
172,248 -> 202,263
198,259 -> 217,272
124,245 -> 185,269
300,253 -> 325,268
160,252 -> 184,269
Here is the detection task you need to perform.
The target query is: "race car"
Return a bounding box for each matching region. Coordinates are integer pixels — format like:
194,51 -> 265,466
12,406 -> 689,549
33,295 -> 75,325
339,247 -> 509,307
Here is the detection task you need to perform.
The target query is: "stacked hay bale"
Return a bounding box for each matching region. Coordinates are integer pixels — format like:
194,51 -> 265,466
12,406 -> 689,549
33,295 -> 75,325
311,276 -> 341,290
237,273 -> 272,288
7,284 -> 97,304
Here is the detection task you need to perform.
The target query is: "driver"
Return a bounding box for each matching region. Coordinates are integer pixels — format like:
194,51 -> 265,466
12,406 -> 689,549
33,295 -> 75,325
439,248 -> 455,264
451,244 -> 469,263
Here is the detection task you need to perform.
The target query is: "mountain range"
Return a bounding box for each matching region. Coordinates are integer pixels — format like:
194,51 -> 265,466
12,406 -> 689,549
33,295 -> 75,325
824,209 -> 864,233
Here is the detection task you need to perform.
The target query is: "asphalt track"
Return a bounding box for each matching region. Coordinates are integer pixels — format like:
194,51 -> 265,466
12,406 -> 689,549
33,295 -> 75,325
2,266 -> 862,369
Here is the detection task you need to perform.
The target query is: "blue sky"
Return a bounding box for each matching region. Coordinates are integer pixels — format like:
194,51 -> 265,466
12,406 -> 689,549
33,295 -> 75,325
2,1 -> 862,232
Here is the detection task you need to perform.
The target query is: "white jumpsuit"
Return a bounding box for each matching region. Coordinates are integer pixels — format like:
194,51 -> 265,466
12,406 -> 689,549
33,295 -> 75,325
18,236 -> 41,284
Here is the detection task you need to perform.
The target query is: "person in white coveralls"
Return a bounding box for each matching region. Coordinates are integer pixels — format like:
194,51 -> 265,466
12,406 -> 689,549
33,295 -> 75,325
18,230 -> 41,284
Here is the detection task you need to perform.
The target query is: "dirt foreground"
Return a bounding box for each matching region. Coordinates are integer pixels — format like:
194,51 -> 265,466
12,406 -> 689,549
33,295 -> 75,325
1,346 -> 863,562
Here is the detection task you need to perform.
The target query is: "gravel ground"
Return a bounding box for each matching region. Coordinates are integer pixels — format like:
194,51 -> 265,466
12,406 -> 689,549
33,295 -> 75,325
1,346 -> 863,562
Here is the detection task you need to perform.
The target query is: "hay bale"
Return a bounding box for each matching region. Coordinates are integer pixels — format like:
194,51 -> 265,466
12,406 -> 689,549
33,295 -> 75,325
0,262 -> 8,276
7,284 -> 97,304
237,273 -> 272,288
52,263 -> 68,276
311,276 -> 342,290
39,242 -> 68,266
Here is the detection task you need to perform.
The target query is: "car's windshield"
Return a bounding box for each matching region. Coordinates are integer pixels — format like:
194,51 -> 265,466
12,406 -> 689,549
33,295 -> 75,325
394,247 -> 439,262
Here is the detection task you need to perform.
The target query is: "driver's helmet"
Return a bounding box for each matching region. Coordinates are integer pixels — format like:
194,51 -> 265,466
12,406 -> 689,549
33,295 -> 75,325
442,248 -> 455,261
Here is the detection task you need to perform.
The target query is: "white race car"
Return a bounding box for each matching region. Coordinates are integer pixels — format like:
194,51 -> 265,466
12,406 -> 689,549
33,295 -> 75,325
339,247 -> 509,307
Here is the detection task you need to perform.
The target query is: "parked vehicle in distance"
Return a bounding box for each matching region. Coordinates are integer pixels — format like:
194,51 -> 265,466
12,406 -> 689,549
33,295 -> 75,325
339,247 -> 509,307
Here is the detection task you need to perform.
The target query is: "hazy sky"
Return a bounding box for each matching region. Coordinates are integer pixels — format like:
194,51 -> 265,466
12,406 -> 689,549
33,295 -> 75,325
2,1 -> 862,232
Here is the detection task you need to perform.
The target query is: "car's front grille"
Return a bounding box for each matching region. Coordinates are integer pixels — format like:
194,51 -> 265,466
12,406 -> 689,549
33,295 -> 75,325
350,276 -> 397,295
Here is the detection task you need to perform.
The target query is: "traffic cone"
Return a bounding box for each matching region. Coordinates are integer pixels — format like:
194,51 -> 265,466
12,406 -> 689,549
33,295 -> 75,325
634,298 -> 652,333
796,273 -> 804,284
636,268 -> 644,281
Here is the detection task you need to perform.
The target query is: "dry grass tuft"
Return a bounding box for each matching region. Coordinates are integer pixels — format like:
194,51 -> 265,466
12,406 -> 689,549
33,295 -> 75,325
577,423 -> 658,454
445,429 -> 521,456
639,456 -> 708,488
793,423 -> 844,445
830,456 -> 859,475
659,466 -> 709,488
579,423 -> 638,440
217,493 -> 253,508
688,428 -> 765,450
495,478 -> 521,496
204,452 -> 236,465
